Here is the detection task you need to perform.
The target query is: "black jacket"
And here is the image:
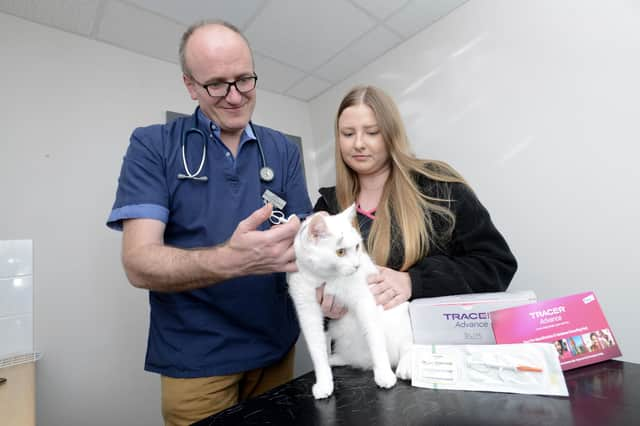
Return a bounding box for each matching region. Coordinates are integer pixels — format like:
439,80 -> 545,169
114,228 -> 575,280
313,179 -> 517,299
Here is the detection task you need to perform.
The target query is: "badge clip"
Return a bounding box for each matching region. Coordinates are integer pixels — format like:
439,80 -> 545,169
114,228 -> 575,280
262,189 -> 287,210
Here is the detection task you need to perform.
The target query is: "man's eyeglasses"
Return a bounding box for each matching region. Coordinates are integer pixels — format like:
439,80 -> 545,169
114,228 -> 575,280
192,74 -> 258,98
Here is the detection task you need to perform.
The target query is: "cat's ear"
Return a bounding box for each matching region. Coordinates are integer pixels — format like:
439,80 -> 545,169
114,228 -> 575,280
341,203 -> 357,222
308,213 -> 329,241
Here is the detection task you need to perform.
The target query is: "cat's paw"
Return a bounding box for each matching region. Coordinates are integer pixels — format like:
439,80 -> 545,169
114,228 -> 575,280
312,379 -> 334,399
395,353 -> 412,380
374,367 -> 397,389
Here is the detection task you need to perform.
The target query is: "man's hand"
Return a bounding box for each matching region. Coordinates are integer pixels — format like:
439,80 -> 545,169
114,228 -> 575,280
316,284 -> 348,319
121,204 -> 302,292
367,266 -> 412,310
225,203 -> 301,276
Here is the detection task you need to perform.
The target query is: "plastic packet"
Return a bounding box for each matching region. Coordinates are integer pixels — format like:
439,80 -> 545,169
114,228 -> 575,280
411,343 -> 569,397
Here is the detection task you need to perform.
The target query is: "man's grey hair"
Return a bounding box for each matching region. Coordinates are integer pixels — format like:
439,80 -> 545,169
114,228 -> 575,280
179,19 -> 253,77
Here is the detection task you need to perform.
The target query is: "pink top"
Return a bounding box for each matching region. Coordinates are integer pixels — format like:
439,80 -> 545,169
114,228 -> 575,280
357,205 -> 376,220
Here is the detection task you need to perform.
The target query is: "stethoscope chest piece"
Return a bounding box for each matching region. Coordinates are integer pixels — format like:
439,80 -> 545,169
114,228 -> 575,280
260,166 -> 275,182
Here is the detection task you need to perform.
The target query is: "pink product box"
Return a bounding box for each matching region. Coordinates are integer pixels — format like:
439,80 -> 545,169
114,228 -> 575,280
491,291 -> 621,371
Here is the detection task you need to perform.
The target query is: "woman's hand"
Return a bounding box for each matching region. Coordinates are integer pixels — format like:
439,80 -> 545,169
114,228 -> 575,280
316,283 -> 348,319
367,266 -> 412,310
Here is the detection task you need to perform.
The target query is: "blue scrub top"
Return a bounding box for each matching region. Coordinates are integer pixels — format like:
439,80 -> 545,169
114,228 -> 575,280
107,108 -> 312,378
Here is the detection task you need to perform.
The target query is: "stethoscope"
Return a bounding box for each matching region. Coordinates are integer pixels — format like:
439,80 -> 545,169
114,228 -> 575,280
177,113 -> 275,183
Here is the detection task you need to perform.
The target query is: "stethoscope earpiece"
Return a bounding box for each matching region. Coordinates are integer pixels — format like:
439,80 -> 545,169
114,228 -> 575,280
177,173 -> 208,181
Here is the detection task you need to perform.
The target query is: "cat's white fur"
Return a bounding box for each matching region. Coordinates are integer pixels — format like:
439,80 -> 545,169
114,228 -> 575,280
287,204 -> 413,399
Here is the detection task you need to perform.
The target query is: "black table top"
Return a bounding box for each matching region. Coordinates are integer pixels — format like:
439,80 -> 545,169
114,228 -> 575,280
193,360 -> 638,426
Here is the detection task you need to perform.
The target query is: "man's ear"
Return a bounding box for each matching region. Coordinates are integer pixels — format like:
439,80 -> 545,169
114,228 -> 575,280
183,74 -> 198,101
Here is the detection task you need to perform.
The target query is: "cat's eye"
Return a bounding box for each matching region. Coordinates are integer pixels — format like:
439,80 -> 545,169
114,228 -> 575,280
336,248 -> 346,257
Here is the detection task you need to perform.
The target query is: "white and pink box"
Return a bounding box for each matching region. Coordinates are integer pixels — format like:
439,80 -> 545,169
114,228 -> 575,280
491,291 -> 621,370
409,290 -> 536,345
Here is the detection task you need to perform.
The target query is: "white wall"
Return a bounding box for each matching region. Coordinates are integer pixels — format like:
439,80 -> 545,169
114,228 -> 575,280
310,0 -> 640,363
0,13 -> 315,426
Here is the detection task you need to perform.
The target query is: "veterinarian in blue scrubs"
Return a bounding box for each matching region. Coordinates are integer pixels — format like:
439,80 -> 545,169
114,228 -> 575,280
107,20 -> 311,426
315,85 -> 517,317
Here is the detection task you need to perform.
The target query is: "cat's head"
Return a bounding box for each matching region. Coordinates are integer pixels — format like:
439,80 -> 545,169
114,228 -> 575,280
295,204 -> 364,278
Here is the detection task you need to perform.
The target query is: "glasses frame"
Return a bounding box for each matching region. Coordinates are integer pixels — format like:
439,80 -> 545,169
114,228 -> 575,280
191,74 -> 258,98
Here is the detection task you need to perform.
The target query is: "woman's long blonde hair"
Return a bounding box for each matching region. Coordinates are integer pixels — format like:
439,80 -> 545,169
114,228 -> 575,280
335,86 -> 467,270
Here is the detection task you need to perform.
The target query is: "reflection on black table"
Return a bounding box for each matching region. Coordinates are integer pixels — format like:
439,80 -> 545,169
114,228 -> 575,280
193,360 -> 637,426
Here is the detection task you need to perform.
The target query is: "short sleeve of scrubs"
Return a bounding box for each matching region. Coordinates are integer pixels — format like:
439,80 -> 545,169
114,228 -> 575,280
107,125 -> 169,230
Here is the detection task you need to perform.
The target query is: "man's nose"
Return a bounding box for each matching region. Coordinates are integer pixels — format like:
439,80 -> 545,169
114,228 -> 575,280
225,85 -> 243,103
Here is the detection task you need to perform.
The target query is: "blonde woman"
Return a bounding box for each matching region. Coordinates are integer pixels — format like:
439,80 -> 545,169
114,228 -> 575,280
314,86 -> 517,316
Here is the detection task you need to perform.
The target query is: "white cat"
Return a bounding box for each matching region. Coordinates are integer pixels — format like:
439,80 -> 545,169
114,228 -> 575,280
287,204 -> 414,399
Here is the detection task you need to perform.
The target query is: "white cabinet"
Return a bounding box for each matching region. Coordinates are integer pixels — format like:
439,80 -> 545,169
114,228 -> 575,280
0,240 -> 35,425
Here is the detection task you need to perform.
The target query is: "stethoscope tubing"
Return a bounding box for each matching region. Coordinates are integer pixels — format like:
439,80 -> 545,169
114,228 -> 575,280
179,128 -> 208,180
178,113 -> 273,183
